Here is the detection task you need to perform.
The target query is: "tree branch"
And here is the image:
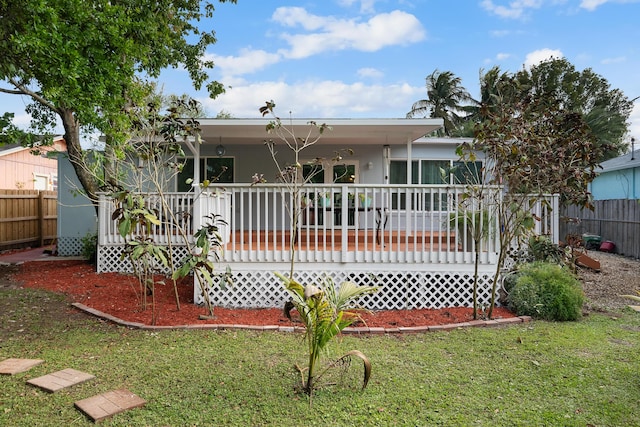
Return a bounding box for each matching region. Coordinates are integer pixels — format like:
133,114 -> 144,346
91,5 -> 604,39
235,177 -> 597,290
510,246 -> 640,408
7,78 -> 59,113
0,86 -> 26,95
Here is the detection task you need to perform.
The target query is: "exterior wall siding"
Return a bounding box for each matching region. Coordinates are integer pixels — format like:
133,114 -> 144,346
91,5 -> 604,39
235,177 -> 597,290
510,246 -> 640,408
0,140 -> 65,190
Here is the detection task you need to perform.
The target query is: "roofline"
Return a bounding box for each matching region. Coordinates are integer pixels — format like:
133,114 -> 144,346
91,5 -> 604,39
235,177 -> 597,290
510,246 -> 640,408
0,135 -> 65,157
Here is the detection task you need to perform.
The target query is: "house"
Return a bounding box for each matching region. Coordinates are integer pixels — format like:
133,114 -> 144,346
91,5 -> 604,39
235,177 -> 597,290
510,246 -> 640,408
63,118 -> 558,310
560,148 -> 640,258
56,151 -> 98,256
590,149 -> 640,200
0,136 -> 65,190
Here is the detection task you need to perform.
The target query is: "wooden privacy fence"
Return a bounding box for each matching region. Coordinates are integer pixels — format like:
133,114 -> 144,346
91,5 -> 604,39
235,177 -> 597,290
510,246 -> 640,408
560,199 -> 640,259
0,189 -> 57,250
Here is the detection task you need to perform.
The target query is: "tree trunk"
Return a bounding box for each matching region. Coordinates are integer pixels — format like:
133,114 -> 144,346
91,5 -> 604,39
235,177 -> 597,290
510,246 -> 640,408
60,109 -> 100,215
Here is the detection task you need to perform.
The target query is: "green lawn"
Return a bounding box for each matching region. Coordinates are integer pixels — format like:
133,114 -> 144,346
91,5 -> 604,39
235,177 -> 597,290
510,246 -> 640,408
1,288 -> 639,426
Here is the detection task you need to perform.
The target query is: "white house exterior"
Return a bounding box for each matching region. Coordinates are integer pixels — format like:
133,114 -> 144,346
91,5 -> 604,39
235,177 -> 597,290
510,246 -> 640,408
86,118 -> 559,310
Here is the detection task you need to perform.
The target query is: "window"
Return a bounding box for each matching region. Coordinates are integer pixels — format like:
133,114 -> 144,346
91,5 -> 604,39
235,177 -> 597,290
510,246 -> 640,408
33,174 -> 49,191
389,159 -> 483,210
302,162 -> 358,184
389,159 -> 483,185
451,161 -> 483,185
177,157 -> 234,192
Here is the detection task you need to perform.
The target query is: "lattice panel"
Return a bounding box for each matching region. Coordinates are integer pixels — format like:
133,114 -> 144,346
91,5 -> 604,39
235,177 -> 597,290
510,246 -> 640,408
97,245 -> 190,274
57,237 -> 84,257
195,269 -> 498,310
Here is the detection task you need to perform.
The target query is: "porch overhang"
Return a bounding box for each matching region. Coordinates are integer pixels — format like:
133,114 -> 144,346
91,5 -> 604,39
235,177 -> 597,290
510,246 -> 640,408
196,118 -> 443,146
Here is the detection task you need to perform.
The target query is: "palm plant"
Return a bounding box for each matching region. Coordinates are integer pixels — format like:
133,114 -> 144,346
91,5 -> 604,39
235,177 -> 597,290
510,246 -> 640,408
276,272 -> 378,400
406,69 -> 474,136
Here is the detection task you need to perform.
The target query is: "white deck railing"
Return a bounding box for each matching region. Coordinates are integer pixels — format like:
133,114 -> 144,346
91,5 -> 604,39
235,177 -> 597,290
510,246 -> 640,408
97,185 -> 558,268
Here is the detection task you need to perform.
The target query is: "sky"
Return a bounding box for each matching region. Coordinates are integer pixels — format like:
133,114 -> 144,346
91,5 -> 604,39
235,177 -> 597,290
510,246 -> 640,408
4,0 -> 640,150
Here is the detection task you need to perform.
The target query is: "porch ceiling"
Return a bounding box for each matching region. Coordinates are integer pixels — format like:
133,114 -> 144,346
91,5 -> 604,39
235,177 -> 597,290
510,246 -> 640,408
197,118 -> 443,146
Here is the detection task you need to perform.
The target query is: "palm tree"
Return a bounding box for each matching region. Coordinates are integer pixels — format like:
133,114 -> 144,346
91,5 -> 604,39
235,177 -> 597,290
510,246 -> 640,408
453,66 -> 515,137
407,70 -> 474,136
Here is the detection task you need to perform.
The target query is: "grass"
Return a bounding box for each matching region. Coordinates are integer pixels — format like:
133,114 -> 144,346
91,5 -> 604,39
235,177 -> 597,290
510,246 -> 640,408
1,287 -> 639,426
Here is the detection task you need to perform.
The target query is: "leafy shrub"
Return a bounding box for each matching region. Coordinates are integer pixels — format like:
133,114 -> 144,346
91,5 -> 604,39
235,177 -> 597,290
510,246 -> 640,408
508,262 -> 584,321
527,235 -> 568,265
81,232 -> 98,264
501,270 -> 523,294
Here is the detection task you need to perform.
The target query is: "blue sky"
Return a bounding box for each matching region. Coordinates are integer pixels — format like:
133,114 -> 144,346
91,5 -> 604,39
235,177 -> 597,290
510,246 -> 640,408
4,0 -> 640,148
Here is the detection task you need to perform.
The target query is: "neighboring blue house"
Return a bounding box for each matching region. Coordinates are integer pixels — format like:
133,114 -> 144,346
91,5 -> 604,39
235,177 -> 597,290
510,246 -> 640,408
590,150 -> 640,200
57,154 -> 97,256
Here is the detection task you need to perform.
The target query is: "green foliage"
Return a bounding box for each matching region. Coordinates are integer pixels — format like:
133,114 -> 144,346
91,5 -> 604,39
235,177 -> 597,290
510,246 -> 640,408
80,232 -> 98,264
513,58 -> 632,162
108,96 -> 231,319
508,262 -> 584,321
173,213 -> 232,314
406,69 -> 475,136
276,272 -> 378,398
0,0 -> 236,206
111,189 -> 168,323
527,235 -> 568,265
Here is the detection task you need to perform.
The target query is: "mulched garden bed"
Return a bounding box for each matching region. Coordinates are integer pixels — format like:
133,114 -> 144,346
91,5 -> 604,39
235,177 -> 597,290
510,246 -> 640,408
11,260 -> 515,327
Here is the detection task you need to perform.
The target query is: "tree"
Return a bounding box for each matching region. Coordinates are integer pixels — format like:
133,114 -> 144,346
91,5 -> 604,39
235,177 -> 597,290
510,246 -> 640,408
458,92 -> 603,318
406,70 -> 475,136
0,0 -> 235,210
513,58 -> 633,161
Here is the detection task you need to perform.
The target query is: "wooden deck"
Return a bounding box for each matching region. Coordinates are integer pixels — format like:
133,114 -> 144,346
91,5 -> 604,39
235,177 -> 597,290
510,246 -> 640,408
226,229 -> 460,251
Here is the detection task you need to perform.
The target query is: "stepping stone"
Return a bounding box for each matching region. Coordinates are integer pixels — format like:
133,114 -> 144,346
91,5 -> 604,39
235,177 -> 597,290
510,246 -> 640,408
0,358 -> 44,375
27,368 -> 95,393
74,388 -> 146,422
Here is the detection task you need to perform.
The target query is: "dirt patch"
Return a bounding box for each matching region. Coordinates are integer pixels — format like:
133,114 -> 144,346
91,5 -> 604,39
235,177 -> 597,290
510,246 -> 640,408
576,251 -> 640,312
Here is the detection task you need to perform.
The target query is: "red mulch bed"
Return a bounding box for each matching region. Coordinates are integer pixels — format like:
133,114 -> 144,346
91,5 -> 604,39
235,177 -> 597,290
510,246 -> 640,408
11,260 -> 515,328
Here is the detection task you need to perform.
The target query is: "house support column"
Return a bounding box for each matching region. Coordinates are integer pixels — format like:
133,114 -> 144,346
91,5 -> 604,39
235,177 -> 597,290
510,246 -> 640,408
405,136 -> 413,236
183,137 -> 202,231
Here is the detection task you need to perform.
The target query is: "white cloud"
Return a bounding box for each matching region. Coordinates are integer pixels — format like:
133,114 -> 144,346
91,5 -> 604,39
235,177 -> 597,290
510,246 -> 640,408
200,80 -> 422,118
208,49 -> 281,77
523,48 -> 564,68
357,67 -> 384,79
601,56 -> 626,64
272,8 -> 426,59
480,0 -> 544,19
490,29 -> 512,37
11,112 -> 32,128
337,0 -> 377,14
580,0 -> 640,11
580,0 -> 608,9
496,52 -> 511,60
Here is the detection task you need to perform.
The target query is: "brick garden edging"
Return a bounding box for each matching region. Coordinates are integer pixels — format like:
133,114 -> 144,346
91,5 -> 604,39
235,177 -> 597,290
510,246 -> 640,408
71,302 -> 532,334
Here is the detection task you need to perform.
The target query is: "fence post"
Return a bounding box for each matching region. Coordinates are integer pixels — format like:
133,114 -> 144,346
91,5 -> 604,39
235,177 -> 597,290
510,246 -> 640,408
38,191 -> 44,247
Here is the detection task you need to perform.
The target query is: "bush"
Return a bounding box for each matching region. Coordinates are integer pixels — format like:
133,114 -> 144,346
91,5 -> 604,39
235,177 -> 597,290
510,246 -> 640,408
81,232 -> 98,264
508,262 -> 584,321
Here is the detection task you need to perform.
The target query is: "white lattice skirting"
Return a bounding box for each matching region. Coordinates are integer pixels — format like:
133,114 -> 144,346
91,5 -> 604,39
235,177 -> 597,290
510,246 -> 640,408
194,263 -> 499,310
98,246 -> 500,310
97,246 -> 190,274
